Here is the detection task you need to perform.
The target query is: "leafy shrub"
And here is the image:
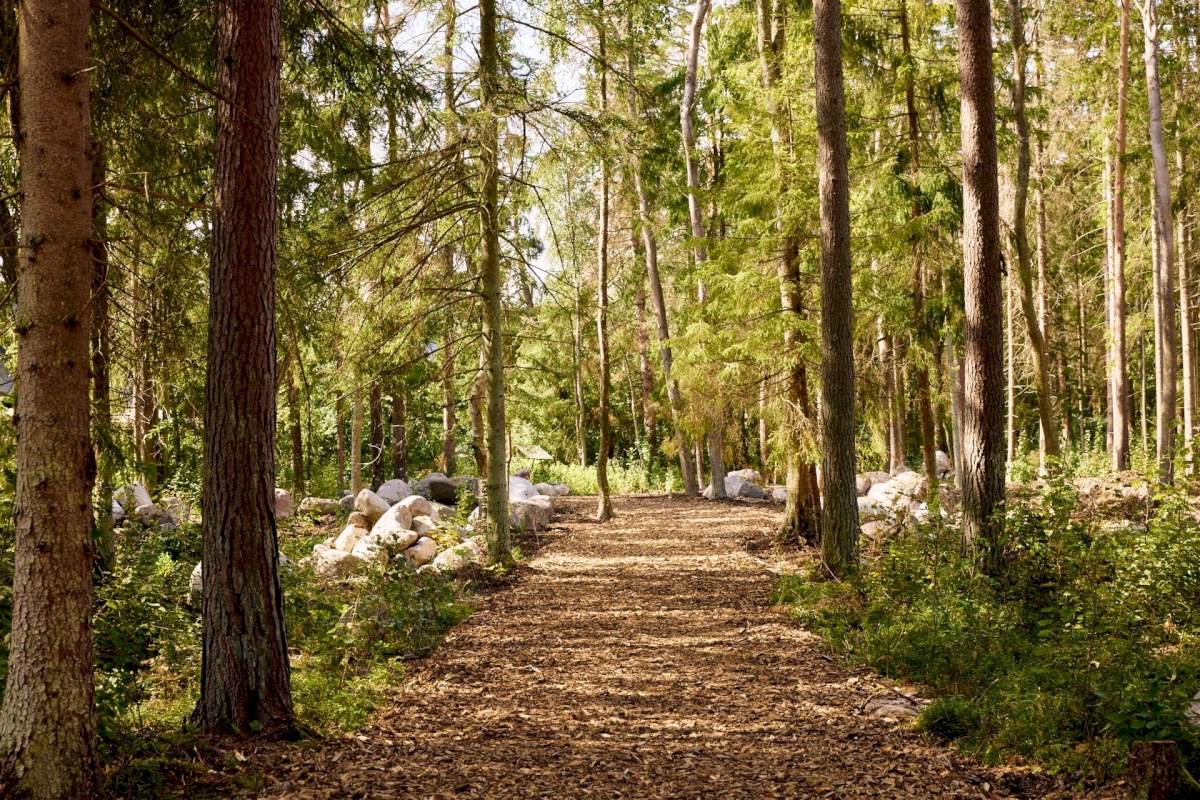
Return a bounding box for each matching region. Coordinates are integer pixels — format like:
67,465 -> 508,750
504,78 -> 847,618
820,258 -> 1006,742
775,471 -> 1200,778
532,454 -> 681,495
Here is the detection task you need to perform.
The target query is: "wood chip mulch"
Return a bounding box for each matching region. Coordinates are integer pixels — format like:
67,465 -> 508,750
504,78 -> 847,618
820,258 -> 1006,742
236,494 -> 1121,799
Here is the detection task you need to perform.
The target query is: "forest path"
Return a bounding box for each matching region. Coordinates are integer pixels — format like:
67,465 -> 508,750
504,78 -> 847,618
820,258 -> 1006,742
252,494 -> 1089,799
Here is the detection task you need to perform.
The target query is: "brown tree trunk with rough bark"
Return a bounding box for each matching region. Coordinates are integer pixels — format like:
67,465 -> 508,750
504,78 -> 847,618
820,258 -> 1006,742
815,0 -> 859,573
351,384 -> 364,495
1143,0 -> 1177,483
479,0 -> 510,559
194,0 -> 294,738
335,391 -> 346,493
0,1 -> 99,794
287,356 -> 305,496
1007,0 -> 1061,466
956,0 -> 1006,567
634,283 -> 656,458
1176,116 -> 1193,465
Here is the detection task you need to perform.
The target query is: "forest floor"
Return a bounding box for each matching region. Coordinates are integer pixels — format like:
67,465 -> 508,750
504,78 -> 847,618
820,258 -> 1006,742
232,495 -> 1120,799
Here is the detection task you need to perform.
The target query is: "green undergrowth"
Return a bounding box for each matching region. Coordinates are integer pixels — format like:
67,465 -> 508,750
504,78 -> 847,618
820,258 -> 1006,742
0,511 -> 474,798
773,472 -> 1200,781
531,453 -> 681,495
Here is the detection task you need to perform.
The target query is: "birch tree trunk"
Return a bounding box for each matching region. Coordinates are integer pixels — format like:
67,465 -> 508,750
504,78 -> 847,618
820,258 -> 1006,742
1007,0 -> 1061,465
1143,0 -> 1177,483
0,0 -> 99,793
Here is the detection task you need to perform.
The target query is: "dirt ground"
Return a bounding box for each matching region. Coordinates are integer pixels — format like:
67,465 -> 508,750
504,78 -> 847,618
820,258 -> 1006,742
240,494 -> 1117,799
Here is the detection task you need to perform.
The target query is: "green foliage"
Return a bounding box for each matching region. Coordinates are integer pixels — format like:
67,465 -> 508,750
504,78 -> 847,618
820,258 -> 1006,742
531,456 -> 681,496
775,476 -> 1200,778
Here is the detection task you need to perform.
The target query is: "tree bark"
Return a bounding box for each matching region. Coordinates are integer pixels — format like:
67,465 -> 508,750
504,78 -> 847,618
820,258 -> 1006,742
1111,0 -> 1131,470
1007,0 -> 1061,465
956,0 -> 1006,567
1176,109 -> 1193,465
287,354 -> 305,496
814,0 -> 859,572
595,10 -> 614,521
0,0 -> 99,794
195,0 -> 294,737
335,391 -> 346,493
479,0 -> 511,559
1143,0 -> 1177,483
634,282 -> 656,458
682,0 -> 727,502
391,391 -> 407,480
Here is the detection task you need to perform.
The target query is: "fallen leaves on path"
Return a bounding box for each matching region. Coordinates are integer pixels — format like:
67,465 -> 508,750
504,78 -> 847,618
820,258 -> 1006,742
239,495 -> 1119,799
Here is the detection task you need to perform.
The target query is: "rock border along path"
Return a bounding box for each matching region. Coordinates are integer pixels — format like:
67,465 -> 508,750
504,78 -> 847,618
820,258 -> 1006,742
249,495 -> 1108,799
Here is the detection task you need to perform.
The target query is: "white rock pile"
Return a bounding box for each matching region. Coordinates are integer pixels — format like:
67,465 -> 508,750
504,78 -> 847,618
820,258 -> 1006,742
702,468 -> 768,500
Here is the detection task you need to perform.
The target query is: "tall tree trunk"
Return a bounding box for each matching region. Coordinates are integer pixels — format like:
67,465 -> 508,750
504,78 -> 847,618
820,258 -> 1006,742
815,0 -> 859,573
0,0 -> 99,793
1111,0 -> 1131,470
195,0 -> 294,737
370,383 -> 384,487
946,329 -> 965,486
335,391 -> 346,493
479,0 -> 511,558
1143,0 -> 1177,483
92,144 -> 115,572
758,376 -> 770,471
470,345 -> 486,477
351,385 -> 364,496
391,391 -> 407,480
682,0 -> 727,502
1007,0 -> 1061,466
595,10 -> 614,520
572,274 -> 587,467
900,0 -> 938,483
890,337 -> 908,469
956,0 -> 1006,567
440,1 -> 458,479
756,0 -> 819,536
1006,270 -> 1016,468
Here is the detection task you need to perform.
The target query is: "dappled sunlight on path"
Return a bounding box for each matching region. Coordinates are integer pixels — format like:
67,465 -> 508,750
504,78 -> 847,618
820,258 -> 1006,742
250,495 -> 1104,799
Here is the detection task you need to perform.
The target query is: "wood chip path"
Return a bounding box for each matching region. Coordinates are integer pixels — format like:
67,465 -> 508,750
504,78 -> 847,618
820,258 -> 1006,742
246,494 -> 1112,799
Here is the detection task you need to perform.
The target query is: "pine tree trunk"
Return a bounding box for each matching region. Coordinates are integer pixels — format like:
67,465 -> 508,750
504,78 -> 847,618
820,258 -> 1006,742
758,376 -> 770,471
815,0 -> 859,573
956,0 -> 1007,567
1111,0 -> 1131,470
195,0 -> 294,737
1143,0 -> 1177,483
1007,0 -> 1061,466
634,283 -> 657,459
572,277 -> 587,468
595,16 -> 614,521
0,0 -> 99,793
1006,271 -> 1016,469
288,359 -> 305,496
471,346 -> 487,477
480,0 -> 511,559
391,391 -> 407,480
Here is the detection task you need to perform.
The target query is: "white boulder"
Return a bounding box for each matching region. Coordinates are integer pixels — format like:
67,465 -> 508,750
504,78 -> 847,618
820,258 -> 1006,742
189,562 -> 203,604
397,494 -> 433,519
510,496 -> 553,531
534,482 -> 559,497
402,536 -> 438,567
411,515 -> 438,535
299,497 -> 343,516
307,544 -> 365,578
727,468 -> 763,484
116,483 -> 153,512
509,476 -> 541,502
333,522 -> 371,553
856,475 -> 872,497
352,528 -> 420,564
111,499 -> 126,525
553,483 -> 571,496
432,536 -> 486,572
935,450 -> 953,479
354,489 -> 390,523
858,496 -> 890,523
373,502 -> 414,536
771,487 -> 788,504
274,488 -> 294,519
377,478 -> 412,505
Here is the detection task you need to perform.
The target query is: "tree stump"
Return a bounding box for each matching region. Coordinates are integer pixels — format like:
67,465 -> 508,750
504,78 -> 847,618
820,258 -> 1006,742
1128,741 -> 1183,800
